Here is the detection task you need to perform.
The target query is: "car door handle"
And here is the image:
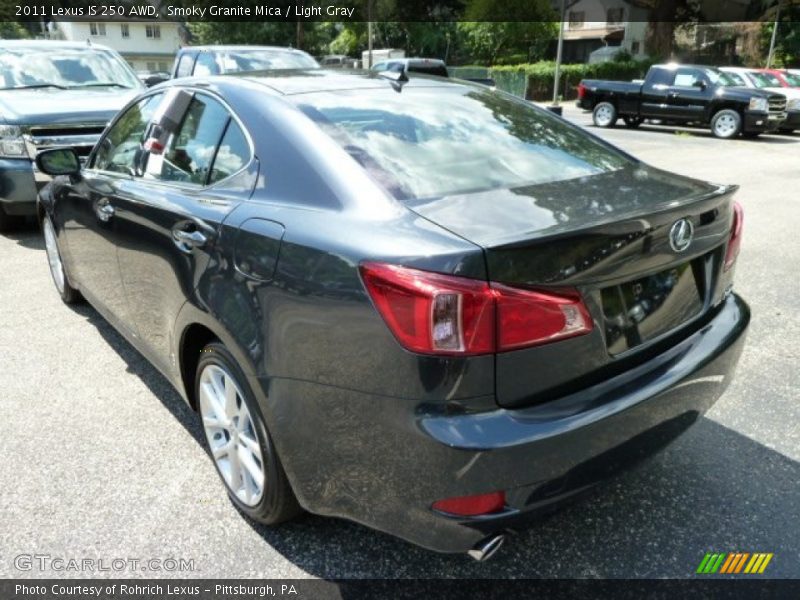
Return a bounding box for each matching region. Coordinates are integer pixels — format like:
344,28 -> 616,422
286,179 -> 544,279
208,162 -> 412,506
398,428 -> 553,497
172,228 -> 208,251
96,202 -> 115,222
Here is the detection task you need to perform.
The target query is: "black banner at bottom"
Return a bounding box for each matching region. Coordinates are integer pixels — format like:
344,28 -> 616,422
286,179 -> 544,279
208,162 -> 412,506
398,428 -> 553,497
4,579 -> 800,600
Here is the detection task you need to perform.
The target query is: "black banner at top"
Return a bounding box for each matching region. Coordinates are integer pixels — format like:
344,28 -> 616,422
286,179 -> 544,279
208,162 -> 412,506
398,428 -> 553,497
0,0 -> 789,22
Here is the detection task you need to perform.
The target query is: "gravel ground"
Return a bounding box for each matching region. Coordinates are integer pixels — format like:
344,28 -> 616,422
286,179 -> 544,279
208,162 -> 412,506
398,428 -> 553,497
1,105 -> 798,579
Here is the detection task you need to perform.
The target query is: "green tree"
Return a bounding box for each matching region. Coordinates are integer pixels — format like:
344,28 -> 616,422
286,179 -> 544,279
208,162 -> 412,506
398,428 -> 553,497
457,0 -> 557,65
0,22 -> 31,39
760,5 -> 800,67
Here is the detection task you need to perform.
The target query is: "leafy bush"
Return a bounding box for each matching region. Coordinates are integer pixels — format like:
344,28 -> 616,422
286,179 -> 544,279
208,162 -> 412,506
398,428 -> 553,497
490,59 -> 654,101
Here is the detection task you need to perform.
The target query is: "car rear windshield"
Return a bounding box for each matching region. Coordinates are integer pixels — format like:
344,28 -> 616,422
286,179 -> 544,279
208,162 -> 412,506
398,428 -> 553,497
0,46 -> 140,90
295,86 -> 631,200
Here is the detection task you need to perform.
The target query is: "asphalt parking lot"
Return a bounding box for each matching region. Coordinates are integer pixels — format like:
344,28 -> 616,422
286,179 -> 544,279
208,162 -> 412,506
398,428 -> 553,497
1,105 -> 798,579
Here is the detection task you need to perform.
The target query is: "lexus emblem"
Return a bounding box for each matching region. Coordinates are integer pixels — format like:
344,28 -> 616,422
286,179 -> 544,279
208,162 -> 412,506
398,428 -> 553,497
669,218 -> 694,253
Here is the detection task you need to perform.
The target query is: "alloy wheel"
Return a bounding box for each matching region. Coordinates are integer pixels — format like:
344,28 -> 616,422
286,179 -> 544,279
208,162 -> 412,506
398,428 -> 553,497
595,105 -> 614,126
199,364 -> 265,507
43,218 -> 65,295
715,114 -> 738,137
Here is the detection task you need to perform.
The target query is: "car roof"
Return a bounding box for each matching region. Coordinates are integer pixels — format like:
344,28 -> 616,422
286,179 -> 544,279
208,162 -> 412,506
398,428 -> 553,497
0,40 -> 116,52
183,45 -> 309,54
213,69 -> 459,96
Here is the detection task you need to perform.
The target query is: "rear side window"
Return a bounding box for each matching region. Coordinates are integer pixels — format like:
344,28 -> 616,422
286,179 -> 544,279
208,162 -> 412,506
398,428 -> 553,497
296,87 -> 631,201
208,121 -> 250,184
175,53 -> 195,78
646,67 -> 672,87
144,95 -> 230,185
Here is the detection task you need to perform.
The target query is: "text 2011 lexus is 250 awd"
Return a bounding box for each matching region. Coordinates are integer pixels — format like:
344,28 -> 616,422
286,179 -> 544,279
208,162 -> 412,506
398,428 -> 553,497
36,71 -> 749,560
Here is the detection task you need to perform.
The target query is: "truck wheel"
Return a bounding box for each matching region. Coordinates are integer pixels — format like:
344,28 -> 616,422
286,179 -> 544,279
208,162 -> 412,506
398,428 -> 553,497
779,128 -> 795,135
623,116 -> 643,128
592,102 -> 618,128
710,109 -> 742,139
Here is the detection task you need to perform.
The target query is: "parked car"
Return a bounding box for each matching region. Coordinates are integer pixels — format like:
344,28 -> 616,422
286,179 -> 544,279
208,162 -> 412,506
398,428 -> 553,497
171,45 -> 319,79
0,40 -> 142,231
370,57 -> 449,78
137,70 -> 171,88
371,58 -> 496,87
319,54 -> 359,69
720,67 -> 800,133
757,68 -> 800,89
36,71 -> 749,560
577,63 -> 787,138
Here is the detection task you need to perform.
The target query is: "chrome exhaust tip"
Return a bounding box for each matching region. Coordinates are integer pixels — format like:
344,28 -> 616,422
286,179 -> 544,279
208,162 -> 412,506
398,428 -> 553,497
468,533 -> 506,562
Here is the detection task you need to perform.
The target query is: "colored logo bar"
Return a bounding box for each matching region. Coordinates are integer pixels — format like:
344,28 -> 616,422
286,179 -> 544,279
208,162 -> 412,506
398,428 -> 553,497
696,552 -> 774,574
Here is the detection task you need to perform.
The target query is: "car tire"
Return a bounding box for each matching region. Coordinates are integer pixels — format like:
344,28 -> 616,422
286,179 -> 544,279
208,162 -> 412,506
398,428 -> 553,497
0,206 -> 13,232
196,341 -> 303,525
623,116 -> 643,128
42,215 -> 81,304
592,102 -> 618,128
710,109 -> 742,139
778,128 -> 795,134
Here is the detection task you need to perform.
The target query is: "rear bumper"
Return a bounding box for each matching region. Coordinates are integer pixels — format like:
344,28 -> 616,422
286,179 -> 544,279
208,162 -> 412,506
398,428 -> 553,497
0,158 -> 40,215
259,293 -> 749,554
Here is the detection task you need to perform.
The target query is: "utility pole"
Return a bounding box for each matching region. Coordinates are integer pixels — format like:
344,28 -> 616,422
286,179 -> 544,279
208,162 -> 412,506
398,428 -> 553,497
367,0 -> 373,68
766,1 -> 781,68
552,0 -> 566,108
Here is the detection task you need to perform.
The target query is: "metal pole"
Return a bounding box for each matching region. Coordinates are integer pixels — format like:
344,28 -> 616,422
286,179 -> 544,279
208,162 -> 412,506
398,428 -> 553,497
367,1 -> 373,68
553,0 -> 566,105
767,2 -> 780,68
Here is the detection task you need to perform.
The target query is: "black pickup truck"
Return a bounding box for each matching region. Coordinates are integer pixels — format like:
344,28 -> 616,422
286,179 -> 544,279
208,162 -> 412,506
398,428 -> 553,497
577,63 -> 787,139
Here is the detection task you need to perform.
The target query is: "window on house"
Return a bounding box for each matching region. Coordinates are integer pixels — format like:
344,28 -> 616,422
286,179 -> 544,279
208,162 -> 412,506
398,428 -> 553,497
121,24 -> 129,38
146,62 -> 156,71
158,62 -> 168,72
146,25 -> 161,39
89,23 -> 106,36
631,41 -> 641,55
607,8 -> 624,25
568,11 -> 585,29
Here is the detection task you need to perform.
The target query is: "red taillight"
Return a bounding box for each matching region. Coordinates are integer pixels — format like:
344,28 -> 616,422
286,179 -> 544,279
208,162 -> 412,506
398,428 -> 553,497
724,201 -> 744,271
432,491 -> 506,516
494,283 -> 593,350
359,262 -> 593,356
577,83 -> 586,99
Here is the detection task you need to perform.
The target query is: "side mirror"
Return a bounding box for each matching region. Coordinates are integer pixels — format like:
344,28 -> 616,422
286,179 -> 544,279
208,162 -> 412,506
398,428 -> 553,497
35,147 -> 81,177
693,80 -> 707,90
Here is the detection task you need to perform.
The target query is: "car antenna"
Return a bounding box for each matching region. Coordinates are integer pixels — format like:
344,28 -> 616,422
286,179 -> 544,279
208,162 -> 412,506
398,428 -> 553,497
377,68 -> 409,92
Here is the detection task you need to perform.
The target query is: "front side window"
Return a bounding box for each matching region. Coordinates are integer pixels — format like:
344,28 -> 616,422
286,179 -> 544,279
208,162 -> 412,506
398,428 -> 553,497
143,94 -> 230,185
296,87 -> 631,201
92,93 -> 163,174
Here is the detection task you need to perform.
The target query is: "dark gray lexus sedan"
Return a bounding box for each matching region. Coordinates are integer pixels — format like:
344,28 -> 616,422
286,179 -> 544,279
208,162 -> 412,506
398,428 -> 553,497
35,71 -> 749,560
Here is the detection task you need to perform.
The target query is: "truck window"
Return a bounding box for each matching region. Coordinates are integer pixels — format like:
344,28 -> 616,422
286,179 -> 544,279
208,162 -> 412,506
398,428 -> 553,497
645,67 -> 672,87
175,53 -> 195,78
672,68 -> 704,87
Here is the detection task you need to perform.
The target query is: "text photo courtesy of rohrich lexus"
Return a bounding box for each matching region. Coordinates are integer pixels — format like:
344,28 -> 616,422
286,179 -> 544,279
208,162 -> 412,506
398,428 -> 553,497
2,6 -> 798,580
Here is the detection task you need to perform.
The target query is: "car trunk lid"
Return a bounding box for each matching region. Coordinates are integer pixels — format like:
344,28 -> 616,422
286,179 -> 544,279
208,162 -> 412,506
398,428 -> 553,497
406,165 -> 738,408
